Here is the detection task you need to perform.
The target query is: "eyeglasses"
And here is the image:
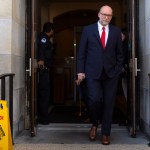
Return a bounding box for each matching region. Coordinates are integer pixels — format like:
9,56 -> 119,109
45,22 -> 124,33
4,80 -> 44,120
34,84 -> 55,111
100,13 -> 112,17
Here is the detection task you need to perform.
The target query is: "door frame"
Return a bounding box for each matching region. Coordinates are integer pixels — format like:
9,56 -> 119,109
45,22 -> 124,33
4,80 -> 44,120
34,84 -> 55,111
25,0 -> 37,137
25,0 -> 140,137
127,0 -> 140,137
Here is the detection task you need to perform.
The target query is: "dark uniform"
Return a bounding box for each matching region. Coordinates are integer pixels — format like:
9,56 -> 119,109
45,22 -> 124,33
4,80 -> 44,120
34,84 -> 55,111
37,32 -> 54,124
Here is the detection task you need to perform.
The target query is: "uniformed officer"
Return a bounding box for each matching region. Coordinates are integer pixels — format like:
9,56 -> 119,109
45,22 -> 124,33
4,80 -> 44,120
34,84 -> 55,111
37,22 -> 54,125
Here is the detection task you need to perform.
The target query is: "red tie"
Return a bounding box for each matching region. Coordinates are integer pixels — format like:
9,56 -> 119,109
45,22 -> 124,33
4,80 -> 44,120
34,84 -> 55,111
101,27 -> 105,48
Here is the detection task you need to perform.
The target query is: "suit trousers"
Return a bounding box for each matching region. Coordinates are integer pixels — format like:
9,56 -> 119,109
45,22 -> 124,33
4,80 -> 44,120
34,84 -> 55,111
86,71 -> 119,136
37,69 -> 51,122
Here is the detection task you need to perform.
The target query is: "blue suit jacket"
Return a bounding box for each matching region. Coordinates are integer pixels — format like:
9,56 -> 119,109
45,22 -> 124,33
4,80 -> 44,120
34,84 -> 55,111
76,22 -> 123,79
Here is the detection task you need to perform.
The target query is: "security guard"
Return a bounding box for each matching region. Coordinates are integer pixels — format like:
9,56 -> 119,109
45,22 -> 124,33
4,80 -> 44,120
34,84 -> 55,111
37,22 -> 54,125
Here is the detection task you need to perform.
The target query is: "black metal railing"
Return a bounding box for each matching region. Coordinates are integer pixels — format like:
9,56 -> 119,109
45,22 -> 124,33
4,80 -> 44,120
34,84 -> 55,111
0,73 -> 15,138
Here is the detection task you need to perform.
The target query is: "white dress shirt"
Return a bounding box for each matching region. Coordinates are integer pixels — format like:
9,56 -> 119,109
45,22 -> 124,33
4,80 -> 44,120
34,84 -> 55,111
98,21 -> 109,46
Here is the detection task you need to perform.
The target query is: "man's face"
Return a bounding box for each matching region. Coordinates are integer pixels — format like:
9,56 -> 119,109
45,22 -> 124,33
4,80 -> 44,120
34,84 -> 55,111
47,30 -> 54,38
98,6 -> 113,26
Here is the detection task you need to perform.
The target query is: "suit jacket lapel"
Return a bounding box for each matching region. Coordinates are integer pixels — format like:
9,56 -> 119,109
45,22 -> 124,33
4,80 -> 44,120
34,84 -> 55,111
93,23 -> 101,45
106,25 -> 112,48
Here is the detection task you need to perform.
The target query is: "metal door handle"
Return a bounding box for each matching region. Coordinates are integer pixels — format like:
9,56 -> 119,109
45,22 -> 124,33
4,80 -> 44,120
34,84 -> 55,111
135,58 -> 141,76
26,58 -> 31,76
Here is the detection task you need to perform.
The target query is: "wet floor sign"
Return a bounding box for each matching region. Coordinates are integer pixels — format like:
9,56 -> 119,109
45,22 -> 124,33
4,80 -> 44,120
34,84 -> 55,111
0,100 -> 13,150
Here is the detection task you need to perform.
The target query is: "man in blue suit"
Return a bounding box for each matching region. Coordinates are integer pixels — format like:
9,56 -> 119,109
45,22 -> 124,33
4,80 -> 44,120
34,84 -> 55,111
76,5 -> 123,145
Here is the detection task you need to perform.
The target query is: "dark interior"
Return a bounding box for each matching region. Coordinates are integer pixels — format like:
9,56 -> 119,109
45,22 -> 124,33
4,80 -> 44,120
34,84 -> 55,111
33,0 -> 128,125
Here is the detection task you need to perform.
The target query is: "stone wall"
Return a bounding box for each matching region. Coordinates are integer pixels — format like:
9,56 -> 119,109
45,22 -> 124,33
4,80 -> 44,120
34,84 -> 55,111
0,0 -> 25,138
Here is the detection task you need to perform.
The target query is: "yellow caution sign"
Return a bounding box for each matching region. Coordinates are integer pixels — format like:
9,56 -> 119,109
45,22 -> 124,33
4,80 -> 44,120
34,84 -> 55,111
0,100 -> 13,150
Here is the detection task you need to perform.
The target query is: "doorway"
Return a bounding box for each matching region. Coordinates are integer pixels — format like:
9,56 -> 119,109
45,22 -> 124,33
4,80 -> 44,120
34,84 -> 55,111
25,0 -> 139,137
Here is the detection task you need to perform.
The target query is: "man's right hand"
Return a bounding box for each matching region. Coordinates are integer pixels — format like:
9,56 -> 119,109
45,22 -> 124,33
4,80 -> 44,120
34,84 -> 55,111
76,73 -> 85,85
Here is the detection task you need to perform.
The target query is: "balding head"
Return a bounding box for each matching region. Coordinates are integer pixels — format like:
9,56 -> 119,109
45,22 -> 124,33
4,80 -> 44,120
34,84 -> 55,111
98,5 -> 113,26
99,5 -> 113,15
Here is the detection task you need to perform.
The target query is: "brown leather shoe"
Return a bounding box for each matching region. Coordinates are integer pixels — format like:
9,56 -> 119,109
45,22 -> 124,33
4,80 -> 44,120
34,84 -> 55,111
89,126 -> 97,141
101,135 -> 110,145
